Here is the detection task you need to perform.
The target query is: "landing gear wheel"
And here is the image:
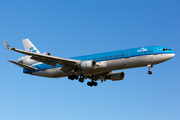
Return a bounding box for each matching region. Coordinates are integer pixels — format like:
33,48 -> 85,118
87,82 -> 92,86
87,81 -> 98,87
68,75 -> 78,80
68,75 -> 72,79
79,78 -> 84,83
148,71 -> 152,75
89,82 -> 93,87
74,75 -> 78,80
94,82 -> 98,86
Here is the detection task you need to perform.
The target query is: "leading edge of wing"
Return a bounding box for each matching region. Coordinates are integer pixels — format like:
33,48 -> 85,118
10,47 -> 81,66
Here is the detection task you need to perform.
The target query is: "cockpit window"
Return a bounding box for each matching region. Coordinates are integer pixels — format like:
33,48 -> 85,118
163,48 -> 172,51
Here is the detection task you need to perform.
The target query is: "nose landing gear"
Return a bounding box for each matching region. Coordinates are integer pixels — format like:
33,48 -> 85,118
147,64 -> 153,75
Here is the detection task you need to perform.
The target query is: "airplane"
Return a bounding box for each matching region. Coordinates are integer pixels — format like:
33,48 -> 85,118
4,39 -> 175,87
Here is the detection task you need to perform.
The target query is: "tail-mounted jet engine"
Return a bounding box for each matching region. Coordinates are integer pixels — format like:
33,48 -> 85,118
43,52 -> 51,55
18,56 -> 36,65
107,71 -> 125,81
79,60 -> 96,70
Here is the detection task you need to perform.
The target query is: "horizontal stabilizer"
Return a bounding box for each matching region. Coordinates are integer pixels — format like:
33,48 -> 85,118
8,60 -> 37,70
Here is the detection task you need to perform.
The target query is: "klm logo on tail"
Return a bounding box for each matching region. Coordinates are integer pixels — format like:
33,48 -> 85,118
29,47 -> 37,53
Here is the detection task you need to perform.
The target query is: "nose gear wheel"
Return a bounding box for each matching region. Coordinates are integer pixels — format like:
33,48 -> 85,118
147,65 -> 153,75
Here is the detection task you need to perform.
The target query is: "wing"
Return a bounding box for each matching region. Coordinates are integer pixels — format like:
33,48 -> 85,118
4,41 -> 81,67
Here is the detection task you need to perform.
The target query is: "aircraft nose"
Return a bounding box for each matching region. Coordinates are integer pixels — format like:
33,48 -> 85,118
168,53 -> 175,59
161,53 -> 175,62
171,53 -> 175,58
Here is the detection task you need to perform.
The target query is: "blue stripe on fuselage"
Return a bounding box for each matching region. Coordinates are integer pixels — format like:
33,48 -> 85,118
23,46 -> 175,73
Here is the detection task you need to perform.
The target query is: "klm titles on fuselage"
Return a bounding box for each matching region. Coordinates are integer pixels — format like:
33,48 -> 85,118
137,47 -> 147,52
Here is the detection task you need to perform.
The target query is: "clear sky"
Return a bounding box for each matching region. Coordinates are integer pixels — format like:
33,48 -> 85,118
0,0 -> 180,120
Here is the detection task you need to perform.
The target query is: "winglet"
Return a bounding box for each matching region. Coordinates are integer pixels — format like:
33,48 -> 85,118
3,41 -> 12,50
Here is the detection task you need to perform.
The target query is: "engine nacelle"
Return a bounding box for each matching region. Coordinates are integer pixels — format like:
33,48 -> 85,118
79,60 -> 96,70
43,52 -> 51,55
18,56 -> 37,66
107,71 -> 125,81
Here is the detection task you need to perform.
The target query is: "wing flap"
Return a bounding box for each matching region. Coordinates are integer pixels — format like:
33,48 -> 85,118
30,55 -> 57,66
8,60 -> 37,70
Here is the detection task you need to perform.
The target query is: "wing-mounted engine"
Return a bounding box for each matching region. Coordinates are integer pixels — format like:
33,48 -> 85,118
79,60 -> 96,70
106,71 -> 125,81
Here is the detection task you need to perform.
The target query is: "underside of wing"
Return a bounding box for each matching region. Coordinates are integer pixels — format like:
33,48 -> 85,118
8,60 -> 37,70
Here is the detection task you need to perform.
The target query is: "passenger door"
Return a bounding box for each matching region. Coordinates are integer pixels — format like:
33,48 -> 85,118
153,48 -> 160,63
154,48 -> 158,55
124,52 -> 131,67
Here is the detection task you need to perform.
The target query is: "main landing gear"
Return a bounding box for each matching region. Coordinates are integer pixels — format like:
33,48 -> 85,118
68,74 -> 85,83
147,64 -> 153,75
79,76 -> 84,83
68,74 -> 98,87
68,75 -> 78,80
